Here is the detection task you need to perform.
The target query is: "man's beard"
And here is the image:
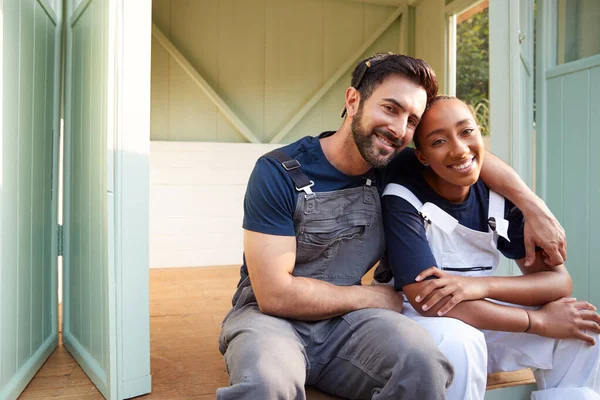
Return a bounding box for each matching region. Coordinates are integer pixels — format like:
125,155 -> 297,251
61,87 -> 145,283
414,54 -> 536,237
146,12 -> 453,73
351,107 -> 402,169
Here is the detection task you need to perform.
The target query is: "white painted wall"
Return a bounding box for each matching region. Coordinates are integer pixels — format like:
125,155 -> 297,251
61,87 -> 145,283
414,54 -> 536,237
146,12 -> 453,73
150,142 -> 281,268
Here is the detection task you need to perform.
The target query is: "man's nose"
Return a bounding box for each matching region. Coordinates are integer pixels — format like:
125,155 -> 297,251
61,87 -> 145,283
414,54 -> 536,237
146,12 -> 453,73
390,119 -> 408,141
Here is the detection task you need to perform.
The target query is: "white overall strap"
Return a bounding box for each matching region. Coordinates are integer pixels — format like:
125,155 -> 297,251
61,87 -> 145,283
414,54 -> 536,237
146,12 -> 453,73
420,203 -> 459,235
488,190 -> 510,241
382,184 -> 459,234
382,183 -> 423,210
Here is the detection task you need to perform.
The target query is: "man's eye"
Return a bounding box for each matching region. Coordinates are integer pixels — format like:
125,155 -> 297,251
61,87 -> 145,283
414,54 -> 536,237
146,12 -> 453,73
408,119 -> 417,127
384,105 -> 395,113
462,128 -> 474,135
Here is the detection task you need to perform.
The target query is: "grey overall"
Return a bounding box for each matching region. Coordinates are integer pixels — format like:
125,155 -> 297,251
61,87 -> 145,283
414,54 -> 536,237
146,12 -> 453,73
217,154 -> 453,400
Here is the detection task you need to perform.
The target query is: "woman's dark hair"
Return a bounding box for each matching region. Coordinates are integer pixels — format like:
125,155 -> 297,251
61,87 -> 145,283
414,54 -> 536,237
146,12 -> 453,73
349,53 -> 438,109
412,95 -> 477,149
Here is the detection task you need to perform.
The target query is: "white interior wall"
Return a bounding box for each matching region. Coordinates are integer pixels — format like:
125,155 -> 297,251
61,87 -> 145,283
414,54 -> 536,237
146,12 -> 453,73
150,142 -> 280,268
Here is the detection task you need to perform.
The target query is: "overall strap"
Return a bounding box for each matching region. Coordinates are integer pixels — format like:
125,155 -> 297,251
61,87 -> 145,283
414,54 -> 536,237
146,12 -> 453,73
382,183 -> 423,210
488,190 -> 510,241
382,184 -> 459,234
263,149 -> 314,195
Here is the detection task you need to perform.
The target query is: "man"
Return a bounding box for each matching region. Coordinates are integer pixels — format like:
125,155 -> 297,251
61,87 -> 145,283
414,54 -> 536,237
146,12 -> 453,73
217,53 -> 566,399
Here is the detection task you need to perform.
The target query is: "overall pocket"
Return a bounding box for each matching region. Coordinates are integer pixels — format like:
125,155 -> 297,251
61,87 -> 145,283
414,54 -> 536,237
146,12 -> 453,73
296,212 -> 370,264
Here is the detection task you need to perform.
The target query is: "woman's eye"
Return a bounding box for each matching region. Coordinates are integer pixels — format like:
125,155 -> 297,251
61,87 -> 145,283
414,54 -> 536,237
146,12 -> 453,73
432,139 -> 444,146
462,128 -> 474,136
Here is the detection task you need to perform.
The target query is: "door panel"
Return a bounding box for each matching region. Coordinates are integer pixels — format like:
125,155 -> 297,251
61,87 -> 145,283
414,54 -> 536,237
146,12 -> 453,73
0,0 -> 61,398
63,0 -> 151,398
540,65 -> 600,305
536,0 -> 600,307
63,0 -> 110,395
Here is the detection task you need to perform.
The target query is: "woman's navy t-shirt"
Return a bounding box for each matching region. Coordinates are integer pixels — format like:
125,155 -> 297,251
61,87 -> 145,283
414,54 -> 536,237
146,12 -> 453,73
381,151 -> 527,290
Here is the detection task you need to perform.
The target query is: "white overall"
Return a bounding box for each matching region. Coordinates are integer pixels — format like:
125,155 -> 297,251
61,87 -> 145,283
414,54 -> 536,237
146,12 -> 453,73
383,183 -> 600,400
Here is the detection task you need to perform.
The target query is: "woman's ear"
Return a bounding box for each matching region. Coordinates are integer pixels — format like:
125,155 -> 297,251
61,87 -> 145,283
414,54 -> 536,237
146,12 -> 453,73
345,87 -> 361,118
416,150 -> 428,167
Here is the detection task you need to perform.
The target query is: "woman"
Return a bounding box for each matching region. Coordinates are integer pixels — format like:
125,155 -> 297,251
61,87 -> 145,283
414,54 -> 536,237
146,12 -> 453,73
378,95 -> 600,400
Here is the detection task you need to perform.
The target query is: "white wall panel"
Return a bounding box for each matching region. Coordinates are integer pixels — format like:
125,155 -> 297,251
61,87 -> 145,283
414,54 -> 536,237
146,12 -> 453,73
150,142 -> 280,268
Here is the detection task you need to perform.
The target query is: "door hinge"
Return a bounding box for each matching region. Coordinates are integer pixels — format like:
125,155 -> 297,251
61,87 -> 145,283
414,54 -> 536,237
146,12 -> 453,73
58,224 -> 64,256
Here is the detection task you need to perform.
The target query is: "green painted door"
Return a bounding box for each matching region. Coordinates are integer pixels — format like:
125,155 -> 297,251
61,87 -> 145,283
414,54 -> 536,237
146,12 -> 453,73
62,0 -> 112,396
536,0 -> 600,308
62,0 -> 151,398
0,1 -> 62,398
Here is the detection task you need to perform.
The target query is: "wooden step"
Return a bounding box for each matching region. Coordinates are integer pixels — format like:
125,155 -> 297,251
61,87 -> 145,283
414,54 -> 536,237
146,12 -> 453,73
486,369 -> 535,390
305,369 -> 536,399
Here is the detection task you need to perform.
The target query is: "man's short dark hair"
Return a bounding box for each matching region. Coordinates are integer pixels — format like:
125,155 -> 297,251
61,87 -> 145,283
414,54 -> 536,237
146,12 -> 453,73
350,53 -> 438,107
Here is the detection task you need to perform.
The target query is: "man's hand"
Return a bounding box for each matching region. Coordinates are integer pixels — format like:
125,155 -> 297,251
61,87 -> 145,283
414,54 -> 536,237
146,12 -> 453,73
413,267 -> 488,315
362,285 -> 404,313
522,199 -> 567,267
529,297 -> 600,345
478,151 -> 566,267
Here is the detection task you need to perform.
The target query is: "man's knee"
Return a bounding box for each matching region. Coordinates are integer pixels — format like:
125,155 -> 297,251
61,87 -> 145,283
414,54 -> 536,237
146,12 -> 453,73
221,329 -> 307,398
355,311 -> 455,388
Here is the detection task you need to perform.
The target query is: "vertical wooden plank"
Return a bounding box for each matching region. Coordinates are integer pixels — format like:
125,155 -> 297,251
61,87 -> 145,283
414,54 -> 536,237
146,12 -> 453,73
43,9 -> 56,342
150,0 -> 170,140
18,0 -> 34,367
30,1 -> 47,353
414,0 -> 446,90
90,0 -> 104,364
70,22 -> 82,340
150,39 -> 170,141
100,0 -> 107,370
561,70 -> 590,301
1,0 -> 20,386
80,5 -> 92,353
544,77 -> 563,222
588,66 -> 600,307
217,0 -> 265,143
151,0 -> 170,34
265,0 -> 324,143
168,0 -> 219,141
365,20 -> 400,57
302,0 -> 363,143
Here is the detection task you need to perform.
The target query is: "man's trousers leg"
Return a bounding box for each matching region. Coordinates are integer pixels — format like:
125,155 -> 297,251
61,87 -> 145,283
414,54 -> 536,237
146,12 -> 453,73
217,305 -> 308,400
310,308 -> 454,400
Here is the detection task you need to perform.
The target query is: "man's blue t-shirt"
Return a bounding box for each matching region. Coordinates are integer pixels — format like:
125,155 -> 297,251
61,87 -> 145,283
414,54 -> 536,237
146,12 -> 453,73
243,132 -> 416,236
382,151 -> 527,290
239,131 -> 417,290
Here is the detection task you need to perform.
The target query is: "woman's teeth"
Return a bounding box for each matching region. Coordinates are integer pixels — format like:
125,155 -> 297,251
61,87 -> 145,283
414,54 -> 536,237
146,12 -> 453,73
450,157 -> 474,170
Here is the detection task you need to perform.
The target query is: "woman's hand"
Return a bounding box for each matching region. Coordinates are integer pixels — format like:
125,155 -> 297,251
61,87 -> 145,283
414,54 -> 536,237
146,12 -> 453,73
529,297 -> 600,345
414,267 -> 489,315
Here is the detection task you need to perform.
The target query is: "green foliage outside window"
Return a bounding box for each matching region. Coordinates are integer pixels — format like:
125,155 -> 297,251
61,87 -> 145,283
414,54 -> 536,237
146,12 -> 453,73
456,7 -> 490,136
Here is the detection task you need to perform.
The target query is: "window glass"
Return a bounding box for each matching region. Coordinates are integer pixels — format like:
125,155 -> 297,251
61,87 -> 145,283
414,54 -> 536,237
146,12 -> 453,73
557,0 -> 600,65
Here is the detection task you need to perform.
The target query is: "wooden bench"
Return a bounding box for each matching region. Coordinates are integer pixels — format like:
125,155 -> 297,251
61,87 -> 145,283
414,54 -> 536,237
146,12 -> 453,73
305,369 -> 535,399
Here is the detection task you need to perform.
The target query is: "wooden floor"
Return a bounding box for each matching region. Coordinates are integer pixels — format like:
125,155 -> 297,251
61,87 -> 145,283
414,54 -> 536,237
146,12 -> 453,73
20,266 -> 534,399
